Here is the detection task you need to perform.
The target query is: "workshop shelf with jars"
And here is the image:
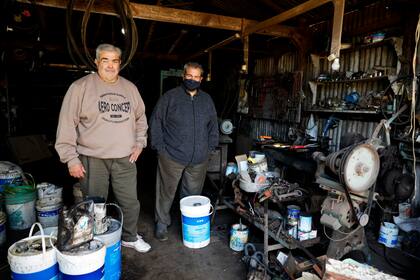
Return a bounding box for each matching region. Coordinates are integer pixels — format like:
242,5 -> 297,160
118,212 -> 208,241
306,36 -> 403,116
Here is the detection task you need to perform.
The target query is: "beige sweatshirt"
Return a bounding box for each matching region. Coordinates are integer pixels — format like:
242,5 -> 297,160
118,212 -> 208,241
55,73 -> 148,167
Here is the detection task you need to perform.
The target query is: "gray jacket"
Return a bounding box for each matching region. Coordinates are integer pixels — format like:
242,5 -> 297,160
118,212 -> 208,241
150,86 -> 219,165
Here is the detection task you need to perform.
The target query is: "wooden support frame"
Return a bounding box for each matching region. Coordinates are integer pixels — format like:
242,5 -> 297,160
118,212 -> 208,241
242,0 -> 345,62
17,0 -> 298,38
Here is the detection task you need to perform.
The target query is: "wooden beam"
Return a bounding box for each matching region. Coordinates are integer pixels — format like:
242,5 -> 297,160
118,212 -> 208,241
329,0 -> 345,60
243,0 -> 332,36
243,36 -> 249,74
17,0 -> 298,38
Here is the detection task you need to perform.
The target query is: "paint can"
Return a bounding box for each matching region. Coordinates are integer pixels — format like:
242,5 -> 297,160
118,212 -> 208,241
378,222 -> 399,248
229,224 -> 249,251
0,211 -> 6,246
36,182 -> 62,205
8,222 -> 58,280
36,200 -> 62,228
398,202 -> 411,219
95,203 -> 123,280
57,239 -> 106,279
298,213 -> 312,233
287,205 -> 300,226
180,195 -> 213,249
5,185 -> 37,230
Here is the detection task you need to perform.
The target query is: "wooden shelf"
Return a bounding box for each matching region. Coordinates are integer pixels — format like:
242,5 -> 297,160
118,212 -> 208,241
306,109 -> 380,115
311,75 -> 389,85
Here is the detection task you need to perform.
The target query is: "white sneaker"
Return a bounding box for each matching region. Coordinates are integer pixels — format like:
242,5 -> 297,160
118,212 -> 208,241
122,235 -> 151,253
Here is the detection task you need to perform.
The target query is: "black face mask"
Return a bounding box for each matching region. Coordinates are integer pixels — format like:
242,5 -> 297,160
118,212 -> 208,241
183,79 -> 200,91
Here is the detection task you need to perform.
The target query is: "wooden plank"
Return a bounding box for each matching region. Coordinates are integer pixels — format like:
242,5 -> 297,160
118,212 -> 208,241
330,0 -> 345,59
243,0 -> 332,36
16,0 -> 298,38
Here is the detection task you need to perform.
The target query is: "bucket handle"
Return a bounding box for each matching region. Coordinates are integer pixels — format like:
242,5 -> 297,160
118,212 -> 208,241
28,222 -> 47,257
208,205 -> 214,216
106,203 -> 124,226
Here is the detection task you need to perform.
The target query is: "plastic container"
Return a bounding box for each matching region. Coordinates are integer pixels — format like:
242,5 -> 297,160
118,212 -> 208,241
378,222 -> 398,248
8,223 -> 58,280
95,203 -> 123,280
180,195 -> 213,249
57,239 -> 106,279
5,185 -> 37,230
0,211 -> 6,246
36,201 -> 62,228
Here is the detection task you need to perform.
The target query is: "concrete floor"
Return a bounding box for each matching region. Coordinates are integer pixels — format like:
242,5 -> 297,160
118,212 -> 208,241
120,208 -> 247,280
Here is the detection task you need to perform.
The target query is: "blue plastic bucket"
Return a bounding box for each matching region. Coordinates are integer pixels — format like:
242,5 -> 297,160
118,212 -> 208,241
180,196 -> 213,249
58,239 -> 106,280
8,223 -> 58,280
0,211 -> 6,246
95,203 -> 123,280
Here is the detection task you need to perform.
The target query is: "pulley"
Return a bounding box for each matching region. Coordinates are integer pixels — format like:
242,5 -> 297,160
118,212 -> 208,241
325,144 -> 380,193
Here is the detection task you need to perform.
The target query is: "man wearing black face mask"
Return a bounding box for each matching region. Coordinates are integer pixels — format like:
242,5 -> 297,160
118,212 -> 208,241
149,62 -> 219,241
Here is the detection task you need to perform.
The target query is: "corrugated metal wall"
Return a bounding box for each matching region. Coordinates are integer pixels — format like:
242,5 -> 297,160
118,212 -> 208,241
241,3 -> 399,152
244,52 -> 298,143
254,53 -> 298,77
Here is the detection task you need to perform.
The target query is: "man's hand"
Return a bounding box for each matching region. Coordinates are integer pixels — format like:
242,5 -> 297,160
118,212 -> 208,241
69,163 -> 86,179
129,146 -> 143,163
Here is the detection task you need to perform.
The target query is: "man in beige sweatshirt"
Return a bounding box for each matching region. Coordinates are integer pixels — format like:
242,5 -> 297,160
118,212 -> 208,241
55,43 -> 151,253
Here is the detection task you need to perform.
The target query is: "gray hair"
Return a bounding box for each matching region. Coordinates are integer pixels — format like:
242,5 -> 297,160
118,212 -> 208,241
95,44 -> 122,60
183,62 -> 204,76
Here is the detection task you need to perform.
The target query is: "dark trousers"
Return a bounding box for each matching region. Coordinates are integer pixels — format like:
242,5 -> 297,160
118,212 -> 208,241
155,153 -> 208,226
79,155 -> 140,242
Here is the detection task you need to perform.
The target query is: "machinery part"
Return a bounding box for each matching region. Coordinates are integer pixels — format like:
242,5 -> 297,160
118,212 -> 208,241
325,144 -> 380,193
340,132 -> 366,149
321,196 -> 361,230
322,115 -> 340,137
325,226 -> 367,260
220,119 -> 234,135
382,169 -> 403,196
340,144 -> 380,193
395,174 -> 415,201
344,91 -> 360,109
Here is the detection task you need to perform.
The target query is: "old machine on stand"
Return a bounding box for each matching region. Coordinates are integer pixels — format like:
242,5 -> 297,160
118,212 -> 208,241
312,105 -> 408,259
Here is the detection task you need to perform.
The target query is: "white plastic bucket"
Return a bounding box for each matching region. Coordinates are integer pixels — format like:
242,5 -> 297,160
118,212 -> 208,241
95,203 -> 123,280
36,201 -> 62,228
180,195 -> 213,249
58,239 -> 106,279
378,222 -> 399,248
8,223 -> 58,280
229,224 -> 249,251
0,211 -> 6,246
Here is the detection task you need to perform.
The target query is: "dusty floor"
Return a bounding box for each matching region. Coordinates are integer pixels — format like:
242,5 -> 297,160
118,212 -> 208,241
121,208 -> 247,280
